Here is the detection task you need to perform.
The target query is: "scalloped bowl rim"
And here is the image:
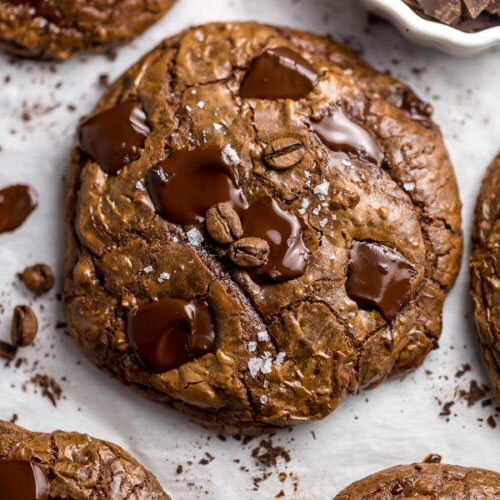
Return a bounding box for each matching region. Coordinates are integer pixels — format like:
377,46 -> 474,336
361,0 -> 500,53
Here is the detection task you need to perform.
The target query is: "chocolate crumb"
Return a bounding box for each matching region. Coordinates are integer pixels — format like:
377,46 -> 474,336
487,415 -> 497,428
455,363 -> 471,378
251,440 -> 291,468
30,374 -> 63,407
440,401 -> 455,416
459,380 -> 486,406
9,413 -> 18,424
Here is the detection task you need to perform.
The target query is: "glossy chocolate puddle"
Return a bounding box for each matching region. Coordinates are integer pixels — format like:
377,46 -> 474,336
148,147 -> 309,282
0,184 -> 38,234
127,298 -> 215,373
345,240 -> 415,320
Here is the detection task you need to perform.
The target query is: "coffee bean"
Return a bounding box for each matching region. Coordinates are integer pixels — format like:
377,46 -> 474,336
263,138 -> 304,169
11,305 -> 38,347
206,203 -> 243,244
21,263 -> 55,296
229,237 -> 270,267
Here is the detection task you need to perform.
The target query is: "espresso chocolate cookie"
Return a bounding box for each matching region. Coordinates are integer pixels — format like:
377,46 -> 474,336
0,0 -> 177,60
334,463 -> 500,499
470,153 -> 500,403
0,420 -> 169,499
63,22 -> 462,434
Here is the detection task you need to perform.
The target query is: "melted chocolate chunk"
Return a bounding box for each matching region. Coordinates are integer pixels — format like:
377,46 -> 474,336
0,460 -> 50,500
312,108 -> 383,165
239,47 -> 318,100
345,240 -> 415,320
78,101 -> 150,175
0,184 -> 38,234
127,298 -> 215,373
147,147 -> 248,226
240,197 -> 309,282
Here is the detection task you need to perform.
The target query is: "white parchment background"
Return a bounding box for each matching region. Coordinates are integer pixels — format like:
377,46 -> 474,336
0,1 -> 499,498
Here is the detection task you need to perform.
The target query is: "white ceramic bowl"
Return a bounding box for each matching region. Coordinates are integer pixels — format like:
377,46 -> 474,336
360,0 -> 500,55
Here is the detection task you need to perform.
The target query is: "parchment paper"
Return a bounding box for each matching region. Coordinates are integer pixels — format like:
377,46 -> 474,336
1,1 -> 499,498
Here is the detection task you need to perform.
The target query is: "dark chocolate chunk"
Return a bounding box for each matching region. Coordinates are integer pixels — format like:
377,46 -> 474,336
487,0 -> 500,14
127,298 -> 215,373
239,47 -> 318,100
78,101 -> 150,175
420,0 -> 462,24
0,340 -> 17,360
0,184 -> 38,234
463,0 -> 490,18
240,197 -> 309,282
0,460 -> 50,500
312,108 -> 383,166
345,240 -> 415,320
147,147 -> 248,226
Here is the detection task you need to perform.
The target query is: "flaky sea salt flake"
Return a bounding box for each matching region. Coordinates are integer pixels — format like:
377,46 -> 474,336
257,331 -> 269,342
186,228 -> 204,246
248,357 -> 263,377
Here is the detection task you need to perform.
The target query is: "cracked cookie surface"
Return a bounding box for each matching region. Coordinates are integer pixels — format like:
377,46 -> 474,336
0,0 -> 176,60
470,153 -> 500,404
0,420 -> 169,499
63,22 -> 462,435
334,463 -> 500,499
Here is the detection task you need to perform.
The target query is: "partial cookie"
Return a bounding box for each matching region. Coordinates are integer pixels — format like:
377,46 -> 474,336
0,0 -> 177,60
63,22 -> 462,434
334,463 -> 500,499
0,420 -> 169,499
470,153 -> 500,403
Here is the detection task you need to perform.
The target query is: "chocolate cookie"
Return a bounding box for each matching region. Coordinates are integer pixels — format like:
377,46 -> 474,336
0,420 -> 169,499
470,153 -> 500,403
63,22 -> 462,434
0,0 -> 177,60
334,463 -> 500,499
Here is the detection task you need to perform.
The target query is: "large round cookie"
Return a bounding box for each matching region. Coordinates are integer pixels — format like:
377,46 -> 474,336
0,420 -> 169,499
63,22 -> 462,434
334,463 -> 500,499
470,153 -> 500,403
0,0 -> 177,60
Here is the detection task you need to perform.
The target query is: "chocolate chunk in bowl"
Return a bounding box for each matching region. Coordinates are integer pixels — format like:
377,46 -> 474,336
63,22 -> 462,434
403,0 -> 500,31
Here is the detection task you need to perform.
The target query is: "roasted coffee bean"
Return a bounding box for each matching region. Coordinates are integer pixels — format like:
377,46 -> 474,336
11,305 -> 38,347
229,237 -> 270,267
263,138 -> 304,169
21,263 -> 55,296
206,203 -> 243,244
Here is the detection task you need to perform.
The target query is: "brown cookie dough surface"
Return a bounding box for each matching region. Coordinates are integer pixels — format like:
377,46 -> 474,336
334,463 -> 500,499
0,0 -> 177,60
0,420 -> 170,499
63,22 -> 462,434
470,152 -> 500,403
